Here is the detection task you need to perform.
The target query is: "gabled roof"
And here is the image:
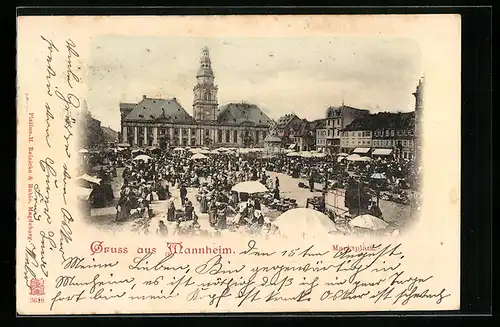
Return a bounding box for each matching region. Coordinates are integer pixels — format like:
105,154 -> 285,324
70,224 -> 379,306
217,102 -> 273,127
123,97 -> 196,124
119,103 -> 136,110
276,114 -> 300,128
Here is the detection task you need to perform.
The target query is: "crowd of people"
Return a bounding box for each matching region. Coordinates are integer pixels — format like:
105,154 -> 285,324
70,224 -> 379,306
79,146 -> 421,237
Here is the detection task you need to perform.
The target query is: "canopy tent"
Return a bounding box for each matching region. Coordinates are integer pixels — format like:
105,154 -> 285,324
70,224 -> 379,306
78,148 -> 89,154
349,214 -> 388,231
274,208 -> 339,238
210,149 -> 220,154
372,148 -> 393,156
284,149 -> 295,153
190,153 -> 209,160
199,149 -> 211,154
352,148 -> 371,155
189,148 -> 202,153
116,143 -> 131,147
77,186 -> 92,201
173,147 -> 186,151
76,173 -> 101,185
299,151 -> 312,158
288,143 -> 297,149
358,156 -> 372,162
312,152 -> 327,158
231,181 -> 269,194
131,149 -> 146,155
286,152 -> 300,157
337,152 -> 349,157
216,147 -> 230,152
201,147 -> 210,150
371,172 -> 387,180
133,154 -> 152,161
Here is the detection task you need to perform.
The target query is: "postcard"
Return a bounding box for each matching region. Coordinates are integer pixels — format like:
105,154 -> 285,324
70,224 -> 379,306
16,14 -> 461,314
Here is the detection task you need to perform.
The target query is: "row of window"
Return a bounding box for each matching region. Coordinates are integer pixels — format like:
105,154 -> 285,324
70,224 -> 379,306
317,129 -> 341,137
373,129 -> 414,137
339,139 -> 415,147
127,127 -> 266,141
372,139 -> 413,147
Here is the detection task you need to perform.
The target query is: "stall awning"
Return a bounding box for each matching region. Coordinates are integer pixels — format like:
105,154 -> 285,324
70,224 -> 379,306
353,147 -> 371,154
288,143 -> 296,149
372,148 -> 393,156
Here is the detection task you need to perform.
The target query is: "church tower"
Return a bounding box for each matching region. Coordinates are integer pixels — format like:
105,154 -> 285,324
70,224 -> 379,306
193,46 -> 219,121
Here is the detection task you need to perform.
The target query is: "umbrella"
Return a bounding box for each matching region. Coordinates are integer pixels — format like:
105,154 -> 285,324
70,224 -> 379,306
338,153 -> 349,156
190,153 -> 209,160
286,152 -> 300,157
231,181 -> 268,194
200,149 -> 211,154
274,208 -> 339,238
359,156 -> 372,162
299,151 -> 312,158
79,148 -> 89,154
76,173 -> 101,185
173,147 -> 185,151
312,152 -> 327,158
349,214 -> 389,231
202,147 -> 210,150
371,172 -> 387,180
189,148 -> 201,153
210,150 -> 220,154
216,147 -> 229,152
337,156 -> 346,162
77,186 -> 92,200
133,154 -> 152,161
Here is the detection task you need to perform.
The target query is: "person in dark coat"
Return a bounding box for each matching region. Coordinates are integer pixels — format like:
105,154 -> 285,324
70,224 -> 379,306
273,186 -> 280,200
254,197 -> 261,210
275,176 -> 280,189
179,183 -> 187,206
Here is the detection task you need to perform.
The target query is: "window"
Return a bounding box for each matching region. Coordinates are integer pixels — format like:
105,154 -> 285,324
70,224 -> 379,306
358,140 -> 361,145
358,132 -> 362,137
403,140 -> 407,146
234,130 -> 238,143
397,130 -> 401,136
391,130 -> 395,137
367,131 -> 371,137
385,130 -> 389,137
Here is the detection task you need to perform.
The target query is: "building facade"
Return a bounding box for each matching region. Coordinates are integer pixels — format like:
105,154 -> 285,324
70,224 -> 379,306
341,111 -> 416,160
340,116 -> 373,153
371,112 -> 415,160
323,105 -> 370,154
120,47 -> 273,149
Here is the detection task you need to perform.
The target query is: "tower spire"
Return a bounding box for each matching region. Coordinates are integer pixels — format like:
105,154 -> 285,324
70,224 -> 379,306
193,46 -> 218,121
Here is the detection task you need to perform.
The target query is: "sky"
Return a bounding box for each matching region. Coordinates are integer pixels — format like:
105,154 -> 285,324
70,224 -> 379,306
87,36 -> 422,131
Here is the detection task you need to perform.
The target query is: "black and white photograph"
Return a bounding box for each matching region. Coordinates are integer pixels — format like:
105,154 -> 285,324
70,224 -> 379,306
75,35 -> 424,239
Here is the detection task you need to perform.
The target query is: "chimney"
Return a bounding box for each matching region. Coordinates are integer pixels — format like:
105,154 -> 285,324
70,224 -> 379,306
143,95 -> 147,99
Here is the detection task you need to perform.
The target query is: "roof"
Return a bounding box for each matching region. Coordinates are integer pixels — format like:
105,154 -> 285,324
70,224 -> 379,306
123,97 -> 196,124
263,135 -> 281,143
276,114 -> 300,128
342,111 -> 415,131
119,103 -> 136,110
217,102 -> 273,127
295,119 -> 322,137
101,126 -> 119,142
326,105 -> 370,117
